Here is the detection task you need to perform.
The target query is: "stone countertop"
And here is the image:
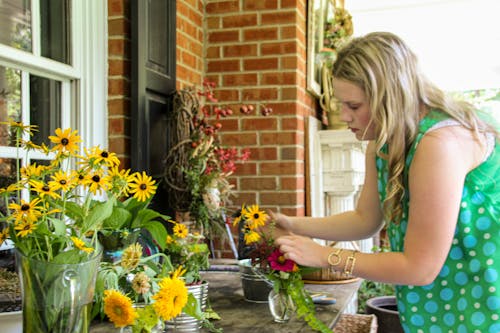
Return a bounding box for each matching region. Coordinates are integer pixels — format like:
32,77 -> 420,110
90,271 -> 361,333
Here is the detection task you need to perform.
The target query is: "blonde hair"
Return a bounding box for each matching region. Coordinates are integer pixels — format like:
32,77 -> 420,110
332,31 -> 498,223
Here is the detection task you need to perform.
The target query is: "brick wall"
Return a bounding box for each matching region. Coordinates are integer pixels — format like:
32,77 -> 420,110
108,0 -> 319,258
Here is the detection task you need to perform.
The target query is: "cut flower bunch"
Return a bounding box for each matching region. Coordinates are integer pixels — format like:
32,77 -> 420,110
236,204 -> 333,333
0,120 -> 167,263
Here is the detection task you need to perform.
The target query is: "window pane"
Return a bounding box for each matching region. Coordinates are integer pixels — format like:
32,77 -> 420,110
40,0 -> 71,64
0,0 -> 32,51
30,75 -> 61,146
0,66 -> 22,147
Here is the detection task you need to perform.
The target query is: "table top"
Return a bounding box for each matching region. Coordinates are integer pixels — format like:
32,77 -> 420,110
90,270 -> 361,333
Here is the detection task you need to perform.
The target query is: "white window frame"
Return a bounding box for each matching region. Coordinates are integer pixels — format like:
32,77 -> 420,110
0,0 -> 108,156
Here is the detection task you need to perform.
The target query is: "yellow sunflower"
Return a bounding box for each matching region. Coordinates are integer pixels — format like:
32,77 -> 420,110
71,236 -> 94,253
243,204 -> 268,230
89,146 -> 121,167
8,199 -> 43,223
29,180 -> 61,200
103,289 -> 138,328
21,163 -> 44,182
152,274 -> 188,321
231,205 -> 245,227
128,172 -> 157,202
173,223 -> 188,238
121,243 -> 143,270
14,219 -> 37,238
244,230 -> 261,244
106,166 -> 135,196
48,128 -> 81,154
0,228 -> 9,245
1,120 -> 37,136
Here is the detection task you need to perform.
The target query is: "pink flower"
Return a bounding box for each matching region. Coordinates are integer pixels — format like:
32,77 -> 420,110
268,249 -> 296,272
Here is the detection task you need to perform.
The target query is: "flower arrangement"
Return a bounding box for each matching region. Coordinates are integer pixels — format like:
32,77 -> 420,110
324,6 -> 353,53
236,204 -> 333,333
0,120 -> 168,263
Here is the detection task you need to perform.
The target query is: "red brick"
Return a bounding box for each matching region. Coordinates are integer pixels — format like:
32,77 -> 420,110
261,72 -> 297,85
108,18 -> 130,36
108,59 -> 130,76
243,58 -> 278,71
222,14 -> 258,28
260,191 -> 303,205
108,79 -> 130,96
222,73 -> 258,86
240,177 -> 278,190
260,132 -> 302,145
206,1 -> 240,14
241,88 -> 278,101
248,147 -> 278,160
223,44 -> 258,57
108,99 -> 130,116
261,11 -> 298,25
260,161 -> 303,175
281,176 -> 305,190
243,28 -> 278,41
207,59 -> 240,72
282,116 -> 304,131
208,30 -> 240,43
241,117 -> 277,131
220,132 -> 257,146
243,0 -> 278,10
261,41 -> 298,55
281,146 -> 304,160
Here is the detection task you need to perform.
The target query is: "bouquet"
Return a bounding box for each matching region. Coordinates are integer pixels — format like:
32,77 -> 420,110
236,204 -> 333,333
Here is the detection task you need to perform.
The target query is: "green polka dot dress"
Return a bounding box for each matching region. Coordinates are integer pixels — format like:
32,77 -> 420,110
376,109 -> 500,333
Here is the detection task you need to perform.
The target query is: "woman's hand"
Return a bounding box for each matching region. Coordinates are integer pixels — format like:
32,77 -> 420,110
261,211 -> 295,239
275,235 -> 328,268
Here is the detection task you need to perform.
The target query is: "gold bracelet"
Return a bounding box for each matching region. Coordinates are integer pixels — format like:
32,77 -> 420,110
343,250 -> 358,275
327,248 -> 343,267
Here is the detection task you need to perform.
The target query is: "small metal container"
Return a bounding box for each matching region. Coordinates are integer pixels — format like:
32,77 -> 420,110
238,259 -> 273,303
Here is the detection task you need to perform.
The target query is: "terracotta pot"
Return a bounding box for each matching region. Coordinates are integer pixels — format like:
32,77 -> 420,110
365,296 -> 403,333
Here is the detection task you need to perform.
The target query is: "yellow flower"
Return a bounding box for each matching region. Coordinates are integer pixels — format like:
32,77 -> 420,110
14,219 -> 37,238
132,272 -> 151,295
50,171 -> 74,192
128,172 -> 157,202
83,170 -> 109,195
152,274 -> 188,321
1,120 -> 37,136
231,206 -> 245,227
29,180 -> 61,200
244,230 -> 261,244
21,163 -> 45,182
121,243 -> 143,270
243,204 -> 268,230
0,228 -> 9,246
89,146 -> 121,167
106,166 -> 135,196
8,199 -> 43,223
71,236 -> 94,253
48,128 -> 81,154
103,289 -> 138,328
173,223 -> 188,238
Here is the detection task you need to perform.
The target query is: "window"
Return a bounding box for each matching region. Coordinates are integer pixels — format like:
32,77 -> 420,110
0,0 -> 107,186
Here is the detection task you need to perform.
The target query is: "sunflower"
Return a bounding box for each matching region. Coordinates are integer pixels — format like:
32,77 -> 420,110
243,204 -> 268,230
152,274 -> 188,321
1,120 -> 38,137
0,228 -> 9,245
21,163 -> 45,182
8,199 -> 43,223
71,236 -> 94,253
48,128 -> 81,154
29,180 -> 61,200
106,166 -> 135,196
131,272 -> 151,295
173,223 -> 188,238
244,230 -> 261,244
128,172 -> 157,202
14,219 -> 37,238
231,205 -> 245,227
103,289 -> 138,328
121,243 -> 143,270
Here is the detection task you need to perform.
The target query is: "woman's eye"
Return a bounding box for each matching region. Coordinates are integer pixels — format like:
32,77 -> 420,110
348,104 -> 360,110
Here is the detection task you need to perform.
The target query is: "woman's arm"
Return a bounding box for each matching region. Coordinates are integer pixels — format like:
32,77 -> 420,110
273,141 -> 384,241
277,126 -> 482,285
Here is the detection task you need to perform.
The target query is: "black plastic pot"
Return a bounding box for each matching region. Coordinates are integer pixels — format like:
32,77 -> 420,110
365,296 -> 404,333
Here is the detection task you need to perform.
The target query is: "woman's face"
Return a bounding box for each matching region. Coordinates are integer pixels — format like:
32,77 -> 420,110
332,79 -> 376,141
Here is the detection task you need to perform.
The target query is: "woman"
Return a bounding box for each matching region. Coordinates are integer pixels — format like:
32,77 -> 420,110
273,32 -> 499,332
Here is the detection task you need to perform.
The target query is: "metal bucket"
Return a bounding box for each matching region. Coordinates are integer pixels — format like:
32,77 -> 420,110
164,281 -> 209,332
238,259 -> 273,303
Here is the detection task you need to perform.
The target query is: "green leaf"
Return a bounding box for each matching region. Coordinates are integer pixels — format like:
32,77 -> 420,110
183,293 -> 203,320
102,206 -> 131,229
143,221 -> 168,250
82,198 -> 115,231
130,208 -> 169,229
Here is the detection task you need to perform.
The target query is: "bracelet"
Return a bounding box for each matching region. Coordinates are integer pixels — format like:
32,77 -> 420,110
327,248 -> 343,267
343,250 -> 358,275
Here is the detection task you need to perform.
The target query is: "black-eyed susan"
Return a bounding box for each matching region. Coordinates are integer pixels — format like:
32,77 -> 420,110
89,146 -> 121,167
128,172 -> 157,202
152,268 -> 188,321
50,170 -> 74,192
243,204 -> 268,230
8,199 -> 43,223
29,180 -> 61,200
21,163 -> 44,182
82,170 -> 109,195
244,230 -> 261,244
173,223 -> 188,238
48,128 -> 81,154
0,228 -> 9,245
14,219 -> 37,238
231,205 -> 245,227
1,120 -> 38,137
71,236 -> 94,253
106,166 -> 135,196
103,289 -> 138,328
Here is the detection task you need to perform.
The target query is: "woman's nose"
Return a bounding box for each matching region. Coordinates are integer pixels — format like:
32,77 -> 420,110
339,105 -> 351,123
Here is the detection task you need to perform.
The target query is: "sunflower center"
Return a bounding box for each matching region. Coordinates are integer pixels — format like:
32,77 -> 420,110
42,185 -> 50,192
60,180 -> 67,185
23,225 -> 31,231
92,175 -> 100,182
21,204 -> 30,211
78,174 -> 84,180
61,138 -> 69,146
140,184 -> 147,190
253,213 -> 260,219
101,151 -> 109,158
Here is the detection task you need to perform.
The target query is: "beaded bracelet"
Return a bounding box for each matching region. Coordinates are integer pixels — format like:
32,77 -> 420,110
343,250 -> 358,275
327,248 -> 343,267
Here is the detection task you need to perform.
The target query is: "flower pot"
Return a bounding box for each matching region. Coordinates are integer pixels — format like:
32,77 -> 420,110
164,281 -> 208,332
365,296 -> 403,333
16,249 -> 101,333
238,259 -> 273,303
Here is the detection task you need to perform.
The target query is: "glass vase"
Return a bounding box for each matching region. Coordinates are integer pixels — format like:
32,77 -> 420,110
97,229 -> 141,263
268,288 -> 295,323
16,249 -> 101,333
